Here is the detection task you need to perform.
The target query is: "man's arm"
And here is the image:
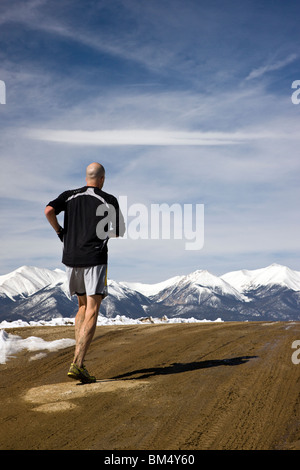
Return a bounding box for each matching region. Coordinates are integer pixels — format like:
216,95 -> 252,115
45,206 -> 64,240
109,201 -> 126,238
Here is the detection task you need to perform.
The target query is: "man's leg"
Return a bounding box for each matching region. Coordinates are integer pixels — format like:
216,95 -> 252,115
72,294 -> 103,368
75,294 -> 87,343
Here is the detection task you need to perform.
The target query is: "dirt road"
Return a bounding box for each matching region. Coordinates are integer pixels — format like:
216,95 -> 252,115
0,321 -> 299,450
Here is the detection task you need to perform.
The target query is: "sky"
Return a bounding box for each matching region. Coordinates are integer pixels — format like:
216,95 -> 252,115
0,0 -> 300,283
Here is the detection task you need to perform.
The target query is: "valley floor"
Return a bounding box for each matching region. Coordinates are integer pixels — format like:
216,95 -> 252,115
0,321 -> 299,450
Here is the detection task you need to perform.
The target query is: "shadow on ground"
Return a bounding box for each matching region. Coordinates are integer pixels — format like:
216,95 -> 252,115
112,356 -> 258,380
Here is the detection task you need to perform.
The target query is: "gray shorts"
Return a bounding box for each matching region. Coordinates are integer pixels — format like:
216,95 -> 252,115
66,265 -> 108,298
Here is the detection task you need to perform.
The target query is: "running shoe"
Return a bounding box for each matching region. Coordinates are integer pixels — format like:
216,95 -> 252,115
67,362 -> 96,383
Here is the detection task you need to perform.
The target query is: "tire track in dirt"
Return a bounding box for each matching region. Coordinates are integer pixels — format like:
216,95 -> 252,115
136,324 -> 261,450
183,323 -> 300,450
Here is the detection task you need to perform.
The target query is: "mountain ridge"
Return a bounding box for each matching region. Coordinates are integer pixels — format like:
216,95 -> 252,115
0,264 -> 299,322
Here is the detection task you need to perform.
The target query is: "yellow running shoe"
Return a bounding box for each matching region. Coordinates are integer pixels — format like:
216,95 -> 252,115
67,363 -> 96,383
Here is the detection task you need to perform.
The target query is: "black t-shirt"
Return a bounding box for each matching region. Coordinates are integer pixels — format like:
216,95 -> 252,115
47,186 -> 125,267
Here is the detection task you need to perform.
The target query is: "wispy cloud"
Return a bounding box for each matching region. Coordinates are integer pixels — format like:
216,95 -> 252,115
246,53 -> 298,80
25,127 -> 295,147
0,0 -> 178,74
23,128 -> 256,146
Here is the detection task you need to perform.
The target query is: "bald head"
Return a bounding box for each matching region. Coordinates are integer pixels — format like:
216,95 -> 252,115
86,162 -> 105,188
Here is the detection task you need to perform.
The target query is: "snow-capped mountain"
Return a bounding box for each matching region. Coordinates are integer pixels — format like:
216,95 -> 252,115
0,266 -> 151,322
0,266 -> 69,301
141,269 -> 251,321
142,264 -> 300,321
0,264 -> 299,322
221,264 -> 300,292
0,266 -> 76,322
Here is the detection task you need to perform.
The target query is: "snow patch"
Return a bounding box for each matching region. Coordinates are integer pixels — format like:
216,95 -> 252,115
0,329 -> 75,364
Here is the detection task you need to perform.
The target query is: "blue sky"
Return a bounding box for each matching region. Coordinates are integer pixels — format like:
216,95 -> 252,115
0,0 -> 300,282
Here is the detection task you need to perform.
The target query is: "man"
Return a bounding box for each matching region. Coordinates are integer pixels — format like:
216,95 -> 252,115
45,162 -> 125,383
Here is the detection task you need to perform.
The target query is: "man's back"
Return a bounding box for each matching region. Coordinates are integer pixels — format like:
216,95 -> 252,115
47,185 -> 125,267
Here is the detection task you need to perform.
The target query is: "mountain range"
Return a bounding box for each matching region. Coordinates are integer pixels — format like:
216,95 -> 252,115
0,264 -> 299,323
